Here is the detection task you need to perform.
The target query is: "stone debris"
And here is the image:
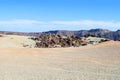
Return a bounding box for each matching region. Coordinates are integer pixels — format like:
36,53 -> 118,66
31,34 -> 86,48
31,34 -> 109,48
0,35 -> 36,48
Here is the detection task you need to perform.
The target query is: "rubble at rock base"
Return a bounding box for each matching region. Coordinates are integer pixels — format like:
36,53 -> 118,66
31,34 -> 109,48
31,34 -> 87,48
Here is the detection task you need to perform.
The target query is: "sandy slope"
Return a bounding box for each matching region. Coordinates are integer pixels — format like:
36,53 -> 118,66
0,40 -> 120,80
0,35 -> 35,48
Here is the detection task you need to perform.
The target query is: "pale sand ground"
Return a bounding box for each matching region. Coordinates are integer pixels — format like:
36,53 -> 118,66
0,35 -> 35,48
0,35 -> 120,80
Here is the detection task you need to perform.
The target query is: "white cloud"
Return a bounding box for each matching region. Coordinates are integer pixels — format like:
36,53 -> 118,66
50,20 -> 120,27
0,19 -> 120,31
0,19 -> 120,27
0,20 -> 44,25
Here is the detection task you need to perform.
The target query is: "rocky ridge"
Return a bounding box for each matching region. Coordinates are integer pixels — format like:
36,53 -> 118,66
31,34 -> 108,48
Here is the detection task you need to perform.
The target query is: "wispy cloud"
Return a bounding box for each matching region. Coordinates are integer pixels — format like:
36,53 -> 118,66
0,19 -> 120,31
0,20 -> 44,25
50,20 -> 120,27
0,19 -> 120,27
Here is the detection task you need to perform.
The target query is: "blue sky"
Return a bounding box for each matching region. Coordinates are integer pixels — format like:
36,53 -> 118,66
0,0 -> 120,32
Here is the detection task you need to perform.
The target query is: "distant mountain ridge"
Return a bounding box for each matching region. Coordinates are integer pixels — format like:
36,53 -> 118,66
44,29 -> 120,40
0,31 -> 41,37
44,29 -> 110,36
0,29 -> 120,40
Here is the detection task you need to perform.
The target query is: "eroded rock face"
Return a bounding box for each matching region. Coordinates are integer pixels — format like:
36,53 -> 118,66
32,34 -> 84,48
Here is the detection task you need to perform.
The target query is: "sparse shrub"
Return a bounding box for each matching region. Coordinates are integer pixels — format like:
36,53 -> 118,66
84,34 -> 96,37
100,39 -> 109,43
0,35 -> 3,37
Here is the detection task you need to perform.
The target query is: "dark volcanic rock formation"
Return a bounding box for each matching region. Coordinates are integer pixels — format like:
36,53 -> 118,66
32,34 -> 85,48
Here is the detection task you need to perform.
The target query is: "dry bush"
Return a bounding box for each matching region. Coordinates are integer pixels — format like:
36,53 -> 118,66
0,35 -> 3,37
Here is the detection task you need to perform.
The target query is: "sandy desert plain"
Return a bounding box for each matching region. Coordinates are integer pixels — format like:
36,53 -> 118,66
0,35 -> 120,80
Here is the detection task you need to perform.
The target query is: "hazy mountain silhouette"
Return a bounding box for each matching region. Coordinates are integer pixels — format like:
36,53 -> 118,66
0,29 -> 120,40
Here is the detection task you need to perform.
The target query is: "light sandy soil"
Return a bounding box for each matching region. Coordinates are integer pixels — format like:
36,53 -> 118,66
0,35 -> 35,48
0,35 -> 120,80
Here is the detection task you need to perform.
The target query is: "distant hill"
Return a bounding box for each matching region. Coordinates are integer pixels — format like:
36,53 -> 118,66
44,29 -> 120,40
0,29 -> 120,40
44,29 -> 110,37
0,31 -> 41,37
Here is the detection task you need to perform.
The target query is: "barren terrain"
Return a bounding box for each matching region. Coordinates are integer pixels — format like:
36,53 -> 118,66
0,35 -> 120,80
0,35 -> 35,48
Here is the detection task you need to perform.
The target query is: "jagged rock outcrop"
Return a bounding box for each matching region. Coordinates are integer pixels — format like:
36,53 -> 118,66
32,34 -> 85,48
31,33 -> 109,48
